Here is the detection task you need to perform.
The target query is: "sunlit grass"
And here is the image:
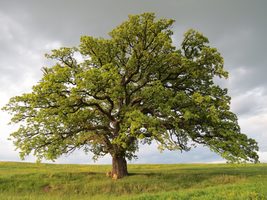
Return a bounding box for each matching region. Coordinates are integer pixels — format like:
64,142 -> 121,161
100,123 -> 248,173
0,162 -> 266,199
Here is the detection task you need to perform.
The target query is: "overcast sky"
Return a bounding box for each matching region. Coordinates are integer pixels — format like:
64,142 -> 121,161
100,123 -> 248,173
0,0 -> 266,164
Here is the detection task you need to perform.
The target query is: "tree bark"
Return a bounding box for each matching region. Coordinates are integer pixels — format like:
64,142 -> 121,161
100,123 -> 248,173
111,154 -> 128,179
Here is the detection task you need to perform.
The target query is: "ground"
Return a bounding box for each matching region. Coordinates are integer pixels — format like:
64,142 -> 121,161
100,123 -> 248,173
0,162 -> 266,199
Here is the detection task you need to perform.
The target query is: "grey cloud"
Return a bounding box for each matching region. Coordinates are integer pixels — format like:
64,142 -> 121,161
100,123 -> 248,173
133,144 -> 223,164
1,0 -> 266,164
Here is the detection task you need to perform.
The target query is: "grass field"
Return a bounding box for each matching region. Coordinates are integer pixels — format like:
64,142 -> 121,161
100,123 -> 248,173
0,162 -> 266,199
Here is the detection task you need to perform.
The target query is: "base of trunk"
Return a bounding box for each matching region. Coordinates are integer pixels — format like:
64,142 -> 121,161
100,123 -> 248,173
109,155 -> 128,179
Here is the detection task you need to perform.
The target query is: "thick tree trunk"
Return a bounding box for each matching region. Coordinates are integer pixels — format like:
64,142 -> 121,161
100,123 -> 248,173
111,154 -> 128,179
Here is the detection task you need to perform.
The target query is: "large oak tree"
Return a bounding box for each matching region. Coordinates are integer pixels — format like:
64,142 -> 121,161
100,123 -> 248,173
3,13 -> 258,178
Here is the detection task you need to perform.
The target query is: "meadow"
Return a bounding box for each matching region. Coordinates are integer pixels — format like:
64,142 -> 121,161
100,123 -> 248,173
0,162 -> 266,199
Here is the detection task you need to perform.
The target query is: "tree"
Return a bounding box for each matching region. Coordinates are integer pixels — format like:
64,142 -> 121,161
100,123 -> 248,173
3,13 -> 259,179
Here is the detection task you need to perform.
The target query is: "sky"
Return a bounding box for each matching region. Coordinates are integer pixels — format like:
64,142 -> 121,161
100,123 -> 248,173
0,0 -> 266,164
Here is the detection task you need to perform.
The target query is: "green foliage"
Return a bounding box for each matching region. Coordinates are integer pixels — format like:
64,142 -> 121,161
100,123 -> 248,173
2,13 -> 258,163
0,162 -> 267,199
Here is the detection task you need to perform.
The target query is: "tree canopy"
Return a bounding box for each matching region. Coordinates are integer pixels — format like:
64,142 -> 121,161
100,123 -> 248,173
3,13 -> 259,178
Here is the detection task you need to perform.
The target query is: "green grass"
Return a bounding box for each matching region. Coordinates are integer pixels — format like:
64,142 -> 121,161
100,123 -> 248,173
0,162 -> 266,199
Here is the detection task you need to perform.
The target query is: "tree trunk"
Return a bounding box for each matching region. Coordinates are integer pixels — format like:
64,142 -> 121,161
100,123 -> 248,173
111,154 -> 128,179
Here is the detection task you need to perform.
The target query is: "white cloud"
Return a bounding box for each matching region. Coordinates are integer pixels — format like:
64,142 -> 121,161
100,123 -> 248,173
239,113 -> 267,157
231,87 -> 267,116
44,41 -> 62,51
259,152 -> 267,163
